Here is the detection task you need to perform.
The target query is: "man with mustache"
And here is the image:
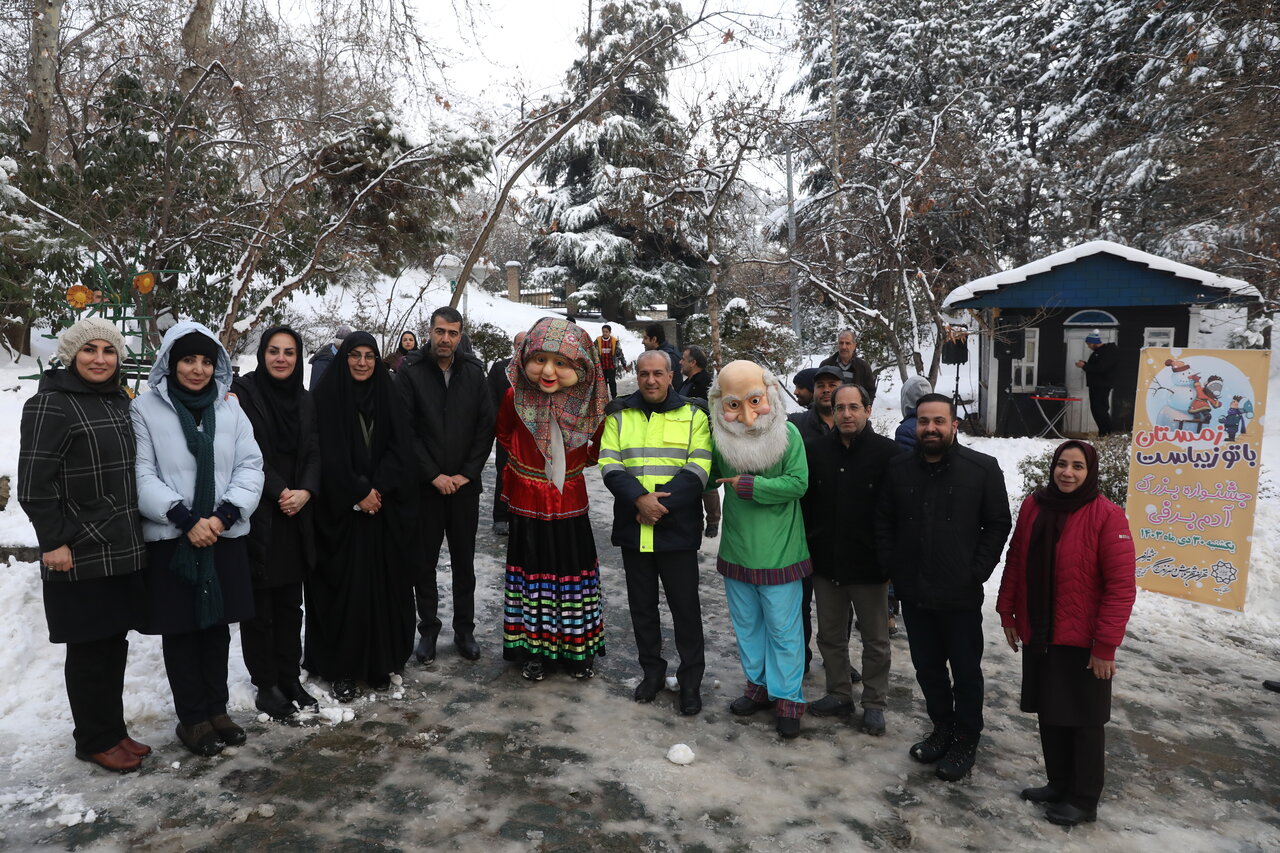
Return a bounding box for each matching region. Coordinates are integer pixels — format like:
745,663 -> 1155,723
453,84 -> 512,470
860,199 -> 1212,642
709,360 -> 811,739
876,393 -> 1011,781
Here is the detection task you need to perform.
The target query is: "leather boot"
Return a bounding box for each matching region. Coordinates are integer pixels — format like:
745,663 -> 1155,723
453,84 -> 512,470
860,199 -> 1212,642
76,742 -> 142,772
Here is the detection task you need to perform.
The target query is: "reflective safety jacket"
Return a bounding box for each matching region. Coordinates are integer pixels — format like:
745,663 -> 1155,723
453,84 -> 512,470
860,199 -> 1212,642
600,389 -> 713,553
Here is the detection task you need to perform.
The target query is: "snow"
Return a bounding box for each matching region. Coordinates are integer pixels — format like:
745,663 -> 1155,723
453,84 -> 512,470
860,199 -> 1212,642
0,328 -> 1275,848
942,240 -> 1262,308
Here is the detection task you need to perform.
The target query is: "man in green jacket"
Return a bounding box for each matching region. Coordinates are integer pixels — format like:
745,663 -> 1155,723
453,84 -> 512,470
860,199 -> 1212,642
600,351 -> 713,716
709,360 -> 811,738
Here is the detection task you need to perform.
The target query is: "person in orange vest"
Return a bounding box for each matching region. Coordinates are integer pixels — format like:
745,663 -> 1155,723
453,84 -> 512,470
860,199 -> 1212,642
595,324 -> 627,399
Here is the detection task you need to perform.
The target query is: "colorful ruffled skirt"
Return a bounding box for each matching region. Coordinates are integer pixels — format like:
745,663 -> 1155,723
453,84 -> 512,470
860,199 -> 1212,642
503,513 -> 604,673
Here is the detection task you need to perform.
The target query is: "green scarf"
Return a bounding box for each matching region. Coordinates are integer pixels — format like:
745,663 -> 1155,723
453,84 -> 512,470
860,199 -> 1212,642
168,381 -> 223,629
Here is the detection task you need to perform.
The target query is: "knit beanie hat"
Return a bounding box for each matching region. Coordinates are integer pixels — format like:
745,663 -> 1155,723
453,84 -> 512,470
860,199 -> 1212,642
793,367 -> 818,392
1085,329 -> 1103,345
168,330 -> 220,371
56,316 -> 126,366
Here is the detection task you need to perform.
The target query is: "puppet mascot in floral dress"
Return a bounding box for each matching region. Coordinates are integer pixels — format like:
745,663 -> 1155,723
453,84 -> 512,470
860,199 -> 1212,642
709,360 -> 811,738
497,318 -> 608,681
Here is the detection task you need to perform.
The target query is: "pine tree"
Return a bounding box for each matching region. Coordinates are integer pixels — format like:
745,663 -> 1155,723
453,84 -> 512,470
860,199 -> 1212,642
528,0 -> 704,323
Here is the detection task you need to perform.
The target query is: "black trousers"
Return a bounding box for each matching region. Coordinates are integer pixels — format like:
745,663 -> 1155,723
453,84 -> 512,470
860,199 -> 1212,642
162,625 -> 231,726
416,488 -> 481,637
65,633 -> 130,754
1088,386 -> 1113,435
901,602 -> 985,735
240,582 -> 304,690
603,368 -> 618,399
621,549 -> 705,689
492,445 -> 510,523
1040,723 -> 1106,809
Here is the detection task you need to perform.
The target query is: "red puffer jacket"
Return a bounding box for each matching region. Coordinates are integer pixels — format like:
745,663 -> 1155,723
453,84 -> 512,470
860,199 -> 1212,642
996,494 -> 1137,660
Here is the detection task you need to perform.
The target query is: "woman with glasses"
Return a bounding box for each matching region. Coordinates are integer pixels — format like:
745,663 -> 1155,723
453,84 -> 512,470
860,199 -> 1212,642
305,333 -> 419,701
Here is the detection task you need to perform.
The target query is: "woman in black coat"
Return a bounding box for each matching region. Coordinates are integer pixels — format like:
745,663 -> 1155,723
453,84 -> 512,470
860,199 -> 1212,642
231,326 -> 322,718
305,331 -> 419,701
18,317 -> 149,773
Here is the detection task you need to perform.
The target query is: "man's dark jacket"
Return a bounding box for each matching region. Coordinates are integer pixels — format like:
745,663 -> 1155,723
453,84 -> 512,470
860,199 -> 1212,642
788,406 -> 833,442
397,352 -> 495,495
1081,342 -> 1120,389
874,442 -> 1012,610
678,369 -> 711,401
487,356 -> 513,410
657,342 -> 684,385
818,352 -> 876,402
802,426 -> 906,585
602,389 -> 705,552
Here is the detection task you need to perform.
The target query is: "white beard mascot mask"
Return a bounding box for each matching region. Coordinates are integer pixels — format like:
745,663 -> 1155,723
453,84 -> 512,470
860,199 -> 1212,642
708,360 -> 790,474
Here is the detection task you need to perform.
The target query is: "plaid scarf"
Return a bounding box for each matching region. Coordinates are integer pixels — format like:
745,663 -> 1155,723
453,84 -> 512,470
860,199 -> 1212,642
507,318 -> 607,462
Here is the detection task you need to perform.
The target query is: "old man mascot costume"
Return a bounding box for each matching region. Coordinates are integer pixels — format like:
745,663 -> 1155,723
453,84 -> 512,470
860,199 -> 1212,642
709,360 -> 811,738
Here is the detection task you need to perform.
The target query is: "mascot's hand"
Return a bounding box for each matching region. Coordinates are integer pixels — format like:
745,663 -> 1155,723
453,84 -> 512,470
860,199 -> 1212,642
715,476 -> 741,489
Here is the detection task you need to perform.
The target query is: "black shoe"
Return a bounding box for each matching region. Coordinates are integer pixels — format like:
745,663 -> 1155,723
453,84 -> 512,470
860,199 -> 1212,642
332,679 -> 359,703
281,680 -> 319,710
414,635 -> 437,665
679,687 -> 702,716
729,695 -> 773,716
455,634 -> 481,661
909,722 -> 954,764
935,731 -> 980,782
634,673 -> 665,703
809,694 -> 855,716
704,522 -> 718,538
1021,784 -> 1066,804
849,666 -> 862,684
521,660 -> 544,681
255,685 -> 298,720
492,521 -> 509,536
1264,679 -> 1280,693
775,715 -> 801,739
209,713 -> 246,746
175,721 -> 223,757
1045,801 -> 1097,826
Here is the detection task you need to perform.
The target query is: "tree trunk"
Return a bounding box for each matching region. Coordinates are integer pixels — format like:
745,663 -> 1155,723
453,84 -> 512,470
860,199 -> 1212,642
179,0 -> 217,94
26,0 -> 63,156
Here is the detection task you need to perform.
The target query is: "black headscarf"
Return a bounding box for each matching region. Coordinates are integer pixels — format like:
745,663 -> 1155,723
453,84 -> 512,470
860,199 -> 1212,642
314,331 -> 394,484
251,326 -> 305,456
1026,440 -> 1101,652
394,331 -> 417,359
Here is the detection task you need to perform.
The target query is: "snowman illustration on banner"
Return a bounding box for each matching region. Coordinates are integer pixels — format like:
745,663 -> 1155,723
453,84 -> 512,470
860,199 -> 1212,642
1146,353 -> 1256,442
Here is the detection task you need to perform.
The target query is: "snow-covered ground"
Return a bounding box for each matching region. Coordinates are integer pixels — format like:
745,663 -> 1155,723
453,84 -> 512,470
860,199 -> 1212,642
0,295 -> 1276,850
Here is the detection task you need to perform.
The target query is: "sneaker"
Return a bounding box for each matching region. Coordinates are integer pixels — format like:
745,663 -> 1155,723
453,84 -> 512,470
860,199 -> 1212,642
935,731 -> 980,782
809,695 -> 855,717
859,707 -> 886,736
909,722 -> 954,764
521,661 -> 544,681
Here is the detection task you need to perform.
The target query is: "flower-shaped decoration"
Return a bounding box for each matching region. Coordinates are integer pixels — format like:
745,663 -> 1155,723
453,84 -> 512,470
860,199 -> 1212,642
133,271 -> 155,294
66,284 -> 93,309
1210,560 -> 1237,586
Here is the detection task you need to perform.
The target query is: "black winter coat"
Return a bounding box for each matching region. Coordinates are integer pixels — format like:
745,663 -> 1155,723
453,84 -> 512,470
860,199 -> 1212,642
1081,342 -> 1120,389
397,353 -> 496,494
678,369 -> 712,401
487,356 -> 513,411
875,443 -> 1012,610
818,353 -> 876,402
788,406 -> 833,442
18,369 -> 145,582
801,426 -> 905,585
230,372 -> 322,584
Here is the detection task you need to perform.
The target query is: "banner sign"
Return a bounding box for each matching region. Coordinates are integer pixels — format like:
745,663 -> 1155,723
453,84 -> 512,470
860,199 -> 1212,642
1126,348 -> 1269,611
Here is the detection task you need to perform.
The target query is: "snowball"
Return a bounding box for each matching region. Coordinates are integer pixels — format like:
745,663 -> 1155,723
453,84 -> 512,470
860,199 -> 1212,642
171,761 -> 181,770
257,804 -> 276,818
257,713 -> 270,723
666,744 -> 695,765
665,676 -> 678,691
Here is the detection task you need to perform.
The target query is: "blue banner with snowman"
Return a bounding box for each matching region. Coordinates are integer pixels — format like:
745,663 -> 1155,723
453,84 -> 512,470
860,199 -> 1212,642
1126,348 -> 1269,611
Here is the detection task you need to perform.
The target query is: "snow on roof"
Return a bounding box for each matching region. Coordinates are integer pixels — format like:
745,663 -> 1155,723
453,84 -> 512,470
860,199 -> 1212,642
942,240 -> 1261,308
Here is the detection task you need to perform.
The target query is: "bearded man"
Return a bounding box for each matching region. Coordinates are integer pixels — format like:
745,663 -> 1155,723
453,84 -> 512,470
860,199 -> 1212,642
709,360 -> 811,739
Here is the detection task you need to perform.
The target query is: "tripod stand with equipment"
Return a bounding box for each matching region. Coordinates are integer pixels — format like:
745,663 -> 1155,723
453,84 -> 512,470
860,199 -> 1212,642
940,326 -> 971,424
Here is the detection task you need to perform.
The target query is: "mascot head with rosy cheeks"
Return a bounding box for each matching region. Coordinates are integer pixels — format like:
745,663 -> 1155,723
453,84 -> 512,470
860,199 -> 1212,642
708,360 -> 790,474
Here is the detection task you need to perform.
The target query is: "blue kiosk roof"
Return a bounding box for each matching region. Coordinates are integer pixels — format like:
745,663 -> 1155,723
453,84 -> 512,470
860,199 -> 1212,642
943,241 -> 1259,310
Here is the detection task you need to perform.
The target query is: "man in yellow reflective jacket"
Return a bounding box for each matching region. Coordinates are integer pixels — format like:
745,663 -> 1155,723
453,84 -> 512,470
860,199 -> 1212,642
600,350 -> 712,715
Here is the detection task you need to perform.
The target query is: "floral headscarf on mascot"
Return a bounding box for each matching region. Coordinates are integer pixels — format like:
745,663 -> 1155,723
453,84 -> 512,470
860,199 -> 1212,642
507,318 -> 607,490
